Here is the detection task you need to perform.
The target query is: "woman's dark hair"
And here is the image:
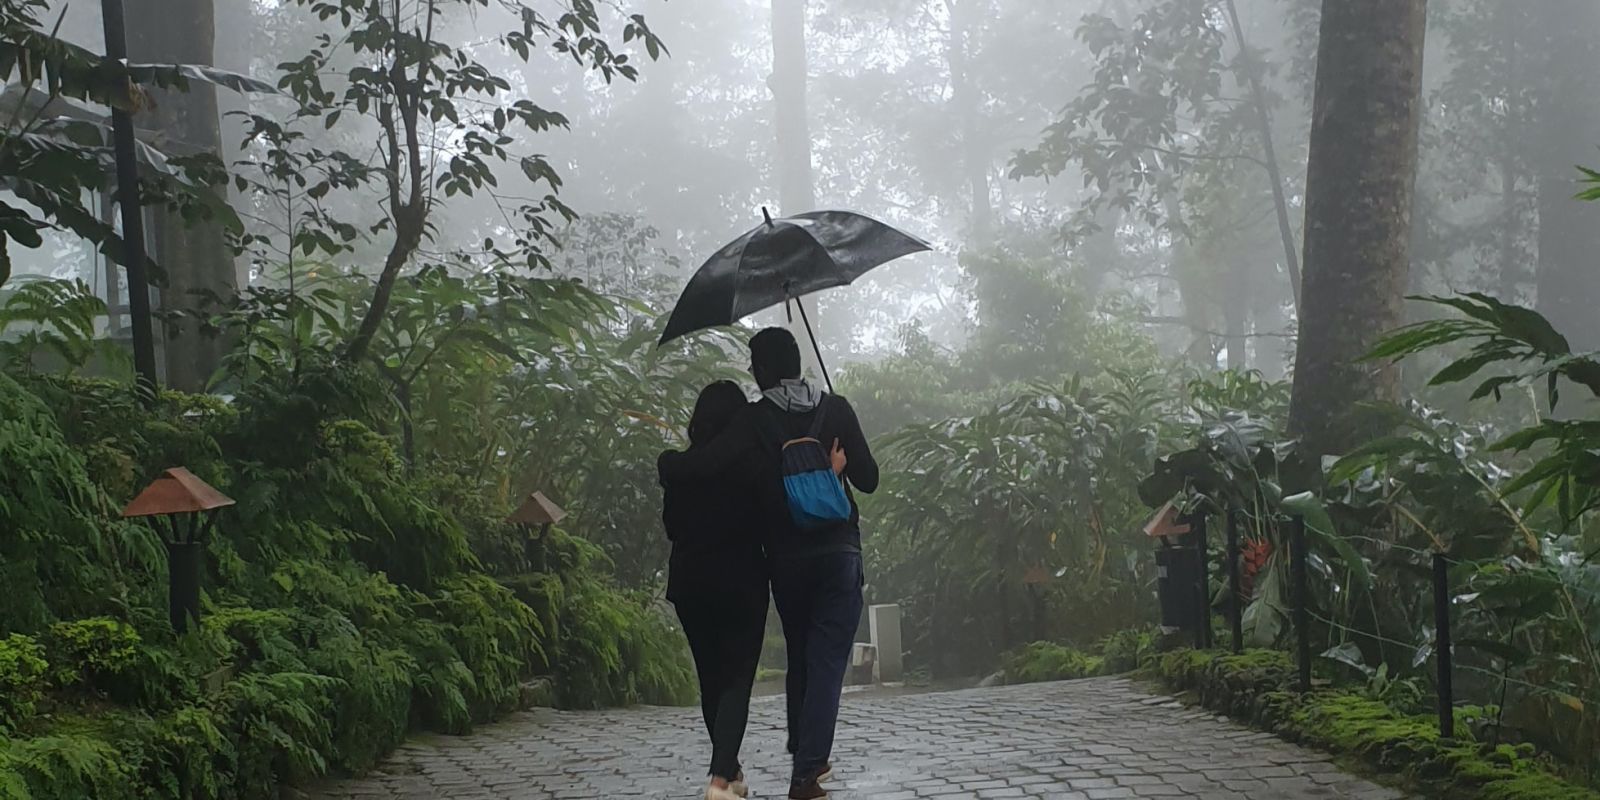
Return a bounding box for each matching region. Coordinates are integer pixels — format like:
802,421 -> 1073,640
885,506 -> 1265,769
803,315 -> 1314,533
688,380 -> 747,447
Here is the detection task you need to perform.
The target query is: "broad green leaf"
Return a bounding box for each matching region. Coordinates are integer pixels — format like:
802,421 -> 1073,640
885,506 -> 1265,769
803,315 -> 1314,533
1282,491 -> 1371,591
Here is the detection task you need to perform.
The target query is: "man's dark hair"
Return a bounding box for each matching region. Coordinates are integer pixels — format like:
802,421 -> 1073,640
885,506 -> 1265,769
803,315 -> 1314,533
750,327 -> 802,388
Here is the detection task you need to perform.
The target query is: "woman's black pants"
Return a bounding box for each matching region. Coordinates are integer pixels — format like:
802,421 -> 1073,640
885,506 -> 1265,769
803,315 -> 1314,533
674,584 -> 769,781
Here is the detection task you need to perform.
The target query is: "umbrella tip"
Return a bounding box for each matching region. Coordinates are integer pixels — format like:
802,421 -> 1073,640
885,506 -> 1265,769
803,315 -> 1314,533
761,206 -> 774,226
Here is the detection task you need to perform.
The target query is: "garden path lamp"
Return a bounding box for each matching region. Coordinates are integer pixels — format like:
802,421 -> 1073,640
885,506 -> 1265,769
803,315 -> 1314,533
657,209 -> 930,392
1145,501 -> 1204,638
121,468 -> 235,634
508,491 -> 566,572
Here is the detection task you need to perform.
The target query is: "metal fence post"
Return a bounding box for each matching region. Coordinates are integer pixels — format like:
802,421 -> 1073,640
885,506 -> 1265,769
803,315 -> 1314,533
1433,552 -> 1455,739
1226,507 -> 1244,654
1290,515 -> 1312,693
1194,514 -> 1210,649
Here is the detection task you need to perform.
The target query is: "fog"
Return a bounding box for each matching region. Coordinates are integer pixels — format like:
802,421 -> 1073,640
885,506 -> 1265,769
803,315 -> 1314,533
8,0 -> 1600,782
11,0 -> 1597,377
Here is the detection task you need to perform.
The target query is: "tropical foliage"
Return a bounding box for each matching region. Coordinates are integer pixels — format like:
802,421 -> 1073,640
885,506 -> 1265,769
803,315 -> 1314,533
1131,291 -> 1600,780
0,4 -> 707,796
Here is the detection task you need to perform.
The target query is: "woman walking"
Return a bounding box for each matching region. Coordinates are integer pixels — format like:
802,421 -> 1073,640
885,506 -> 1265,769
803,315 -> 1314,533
661,381 -> 772,800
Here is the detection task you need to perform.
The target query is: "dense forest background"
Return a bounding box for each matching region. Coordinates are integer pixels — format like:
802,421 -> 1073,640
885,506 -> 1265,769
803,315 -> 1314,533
3,0 -> 1600,796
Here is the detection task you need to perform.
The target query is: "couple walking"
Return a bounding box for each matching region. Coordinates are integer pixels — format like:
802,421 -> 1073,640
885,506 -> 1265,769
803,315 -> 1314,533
658,327 -> 878,800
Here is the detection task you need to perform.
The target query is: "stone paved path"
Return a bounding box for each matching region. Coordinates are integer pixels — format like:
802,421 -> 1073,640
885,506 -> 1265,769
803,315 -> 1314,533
306,677 -> 1410,800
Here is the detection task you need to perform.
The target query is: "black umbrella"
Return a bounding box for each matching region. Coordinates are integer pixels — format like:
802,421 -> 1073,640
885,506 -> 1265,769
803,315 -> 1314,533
658,208 -> 930,388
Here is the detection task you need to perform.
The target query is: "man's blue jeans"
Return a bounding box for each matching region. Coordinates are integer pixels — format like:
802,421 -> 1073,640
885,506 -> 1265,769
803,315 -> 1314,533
771,550 -> 865,785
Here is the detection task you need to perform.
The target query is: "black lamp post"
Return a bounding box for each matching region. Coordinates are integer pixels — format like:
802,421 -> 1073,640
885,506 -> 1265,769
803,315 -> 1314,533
121,467 -> 234,633
508,491 -> 566,572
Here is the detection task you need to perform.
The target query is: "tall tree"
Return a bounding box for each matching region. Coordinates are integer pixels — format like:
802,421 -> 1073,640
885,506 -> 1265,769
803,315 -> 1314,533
256,0 -> 659,366
1011,0 -> 1308,364
772,0 -> 815,216
771,0 -> 825,376
945,0 -> 991,240
1530,0 -> 1600,349
1428,0 -> 1535,303
1287,0 -> 1429,457
1223,0 -> 1301,312
126,0 -> 237,391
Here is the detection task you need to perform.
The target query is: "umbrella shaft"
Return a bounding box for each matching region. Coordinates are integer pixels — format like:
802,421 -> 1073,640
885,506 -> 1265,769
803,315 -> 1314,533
793,297 -> 835,394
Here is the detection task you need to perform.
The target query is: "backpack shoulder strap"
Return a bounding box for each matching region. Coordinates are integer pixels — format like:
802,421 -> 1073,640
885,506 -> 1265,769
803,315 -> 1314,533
753,399 -> 787,456
806,394 -> 831,439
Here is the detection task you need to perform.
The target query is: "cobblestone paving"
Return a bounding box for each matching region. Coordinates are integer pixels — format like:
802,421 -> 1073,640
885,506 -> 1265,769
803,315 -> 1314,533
306,677 -> 1410,800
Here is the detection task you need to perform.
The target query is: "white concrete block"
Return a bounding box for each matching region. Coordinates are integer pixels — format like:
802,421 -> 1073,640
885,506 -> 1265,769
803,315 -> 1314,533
868,603 -> 904,683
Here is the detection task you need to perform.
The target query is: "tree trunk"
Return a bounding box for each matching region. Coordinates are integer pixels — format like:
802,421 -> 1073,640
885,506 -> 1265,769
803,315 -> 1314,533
126,0 -> 238,392
1496,1 -> 1523,304
1531,1 -> 1600,349
945,0 -> 992,240
770,0 -> 827,379
1224,258 -> 1250,371
1078,205 -> 1122,300
1498,158 -> 1520,302
1287,0 -> 1428,458
1224,0 -> 1302,314
1165,196 -> 1213,366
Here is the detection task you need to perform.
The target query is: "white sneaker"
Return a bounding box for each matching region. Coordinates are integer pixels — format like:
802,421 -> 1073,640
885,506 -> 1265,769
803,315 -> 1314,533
729,777 -> 749,798
705,783 -> 742,800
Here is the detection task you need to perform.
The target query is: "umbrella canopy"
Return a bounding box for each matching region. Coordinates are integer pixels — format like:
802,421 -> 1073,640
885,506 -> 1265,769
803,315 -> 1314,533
658,209 -> 930,345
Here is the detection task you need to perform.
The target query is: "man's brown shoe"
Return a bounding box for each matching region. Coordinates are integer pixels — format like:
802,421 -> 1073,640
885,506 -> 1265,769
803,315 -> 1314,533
787,779 -> 827,800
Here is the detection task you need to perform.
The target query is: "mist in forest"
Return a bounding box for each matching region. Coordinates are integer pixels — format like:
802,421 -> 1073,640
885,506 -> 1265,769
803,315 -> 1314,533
8,0 -> 1600,781
11,0 -> 1598,383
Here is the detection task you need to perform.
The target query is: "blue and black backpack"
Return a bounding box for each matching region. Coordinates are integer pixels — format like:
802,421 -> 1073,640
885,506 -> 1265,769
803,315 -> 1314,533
777,396 -> 853,530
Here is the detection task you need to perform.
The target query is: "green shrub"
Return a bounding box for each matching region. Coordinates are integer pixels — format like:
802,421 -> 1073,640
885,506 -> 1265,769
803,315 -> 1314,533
0,359 -> 701,798
1097,627 -> 1157,673
1156,649 -> 1600,799
0,731 -> 141,800
221,672 -> 338,790
555,574 -> 696,709
420,575 -> 544,726
0,373 -> 161,634
999,627 -> 1159,685
46,618 -> 141,695
0,634 -> 47,733
1001,641 -> 1104,684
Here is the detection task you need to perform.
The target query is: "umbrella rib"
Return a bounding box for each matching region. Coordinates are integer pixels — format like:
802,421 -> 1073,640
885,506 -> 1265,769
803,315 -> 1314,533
793,224 -> 851,288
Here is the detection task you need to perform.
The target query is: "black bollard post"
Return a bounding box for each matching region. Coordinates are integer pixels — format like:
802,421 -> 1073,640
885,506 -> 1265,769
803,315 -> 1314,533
1226,507 -> 1244,654
1433,552 -> 1455,739
1290,515 -> 1312,693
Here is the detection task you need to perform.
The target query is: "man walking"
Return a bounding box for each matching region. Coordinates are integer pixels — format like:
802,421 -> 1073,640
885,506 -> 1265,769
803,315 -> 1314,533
659,327 -> 878,800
